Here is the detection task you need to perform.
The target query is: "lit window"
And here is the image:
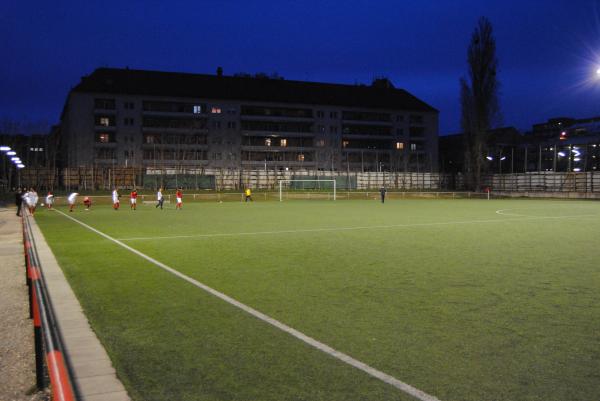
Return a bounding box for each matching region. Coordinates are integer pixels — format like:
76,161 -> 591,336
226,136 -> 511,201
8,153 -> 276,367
342,140 -> 349,148
410,143 -> 417,151
280,139 -> 287,147
211,107 -> 222,114
98,133 -> 110,143
396,142 -> 404,150
298,154 -> 305,162
100,117 -> 110,126
193,105 -> 202,114
265,138 -> 272,146
316,139 -> 325,147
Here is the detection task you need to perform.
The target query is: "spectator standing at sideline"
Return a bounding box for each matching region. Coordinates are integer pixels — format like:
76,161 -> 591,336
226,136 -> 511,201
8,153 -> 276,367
380,186 -> 387,203
15,188 -> 23,216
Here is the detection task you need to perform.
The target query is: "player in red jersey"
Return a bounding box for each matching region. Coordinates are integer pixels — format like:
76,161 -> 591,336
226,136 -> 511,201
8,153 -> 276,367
130,188 -> 138,210
175,188 -> 183,210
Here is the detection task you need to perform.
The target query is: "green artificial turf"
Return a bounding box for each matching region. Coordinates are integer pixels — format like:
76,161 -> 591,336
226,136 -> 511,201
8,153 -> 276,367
35,198 -> 600,401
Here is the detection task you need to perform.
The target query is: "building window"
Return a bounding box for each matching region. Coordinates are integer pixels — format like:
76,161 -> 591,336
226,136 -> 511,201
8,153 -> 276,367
212,121 -> 221,129
227,121 -> 237,129
227,108 -> 237,115
396,115 -> 404,122
342,140 -> 349,148
94,98 -> 115,110
96,133 -> 112,143
98,117 -> 110,126
316,139 -> 325,147
316,111 -> 324,118
193,105 -> 203,114
280,139 -> 287,147
29,147 -> 44,152
212,152 -> 222,160
318,125 -> 325,133
298,153 -> 305,162
396,128 -> 404,135
211,107 -> 222,114
124,117 -> 134,126
396,142 -> 404,150
409,114 -> 424,124
265,138 -> 272,146
410,143 -> 417,151
124,101 -> 134,110
330,111 -> 338,119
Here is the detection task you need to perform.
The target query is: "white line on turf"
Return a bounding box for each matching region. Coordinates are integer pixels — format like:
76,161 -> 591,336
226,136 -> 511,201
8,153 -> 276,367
54,209 -> 442,401
116,212 -> 599,241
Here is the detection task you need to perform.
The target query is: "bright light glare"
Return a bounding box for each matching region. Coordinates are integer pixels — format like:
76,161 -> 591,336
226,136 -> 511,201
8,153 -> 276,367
558,152 -> 566,157
0,146 -> 10,151
6,151 -> 16,156
486,156 -> 493,161
11,157 -> 20,162
597,68 -> 600,76
573,168 -> 581,172
17,164 -> 25,168
500,156 -> 507,161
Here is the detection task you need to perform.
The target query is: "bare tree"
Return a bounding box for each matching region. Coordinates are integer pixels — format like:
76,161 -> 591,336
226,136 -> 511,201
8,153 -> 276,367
460,17 -> 500,190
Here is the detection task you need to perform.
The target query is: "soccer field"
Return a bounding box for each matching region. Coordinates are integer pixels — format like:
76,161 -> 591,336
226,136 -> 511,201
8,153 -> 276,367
35,198 -> 600,401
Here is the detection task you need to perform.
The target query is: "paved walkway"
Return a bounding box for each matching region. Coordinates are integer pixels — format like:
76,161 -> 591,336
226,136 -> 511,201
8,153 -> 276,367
0,208 -> 49,401
1,207 -> 130,401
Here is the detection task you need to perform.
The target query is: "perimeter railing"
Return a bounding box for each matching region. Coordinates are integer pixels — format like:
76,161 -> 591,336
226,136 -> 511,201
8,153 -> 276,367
23,214 -> 78,401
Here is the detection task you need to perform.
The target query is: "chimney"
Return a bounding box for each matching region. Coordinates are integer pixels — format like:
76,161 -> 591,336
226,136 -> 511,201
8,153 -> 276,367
216,66 -> 223,77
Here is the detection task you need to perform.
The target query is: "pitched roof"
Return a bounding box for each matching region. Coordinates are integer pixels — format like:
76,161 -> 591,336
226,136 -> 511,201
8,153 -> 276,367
72,68 -> 438,113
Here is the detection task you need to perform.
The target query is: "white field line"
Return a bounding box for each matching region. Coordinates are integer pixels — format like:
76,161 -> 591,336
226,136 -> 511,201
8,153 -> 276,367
54,209 -> 441,401
116,212 -> 599,241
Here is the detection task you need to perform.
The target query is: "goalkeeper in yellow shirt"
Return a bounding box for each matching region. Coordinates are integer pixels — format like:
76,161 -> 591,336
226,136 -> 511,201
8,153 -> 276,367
244,188 -> 253,202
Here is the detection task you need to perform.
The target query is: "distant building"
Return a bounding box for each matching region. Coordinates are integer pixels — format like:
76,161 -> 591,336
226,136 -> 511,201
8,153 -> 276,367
57,68 -> 439,172
439,117 -> 600,174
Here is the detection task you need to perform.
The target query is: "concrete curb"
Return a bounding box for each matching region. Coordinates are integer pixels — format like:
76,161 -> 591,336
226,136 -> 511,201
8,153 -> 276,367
27,216 -> 131,401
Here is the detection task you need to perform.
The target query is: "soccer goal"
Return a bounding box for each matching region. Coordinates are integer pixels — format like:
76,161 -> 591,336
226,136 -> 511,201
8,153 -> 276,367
278,179 -> 337,201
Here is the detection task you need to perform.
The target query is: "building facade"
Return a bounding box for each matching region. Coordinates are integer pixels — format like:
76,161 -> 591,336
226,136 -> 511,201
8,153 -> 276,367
58,68 -> 439,172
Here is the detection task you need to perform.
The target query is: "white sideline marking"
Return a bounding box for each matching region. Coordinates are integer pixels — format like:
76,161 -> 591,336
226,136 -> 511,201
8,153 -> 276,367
54,209 -> 441,401
117,213 -> 599,241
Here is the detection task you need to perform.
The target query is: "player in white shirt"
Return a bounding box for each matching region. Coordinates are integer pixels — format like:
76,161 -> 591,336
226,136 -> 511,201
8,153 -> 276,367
68,192 -> 79,212
155,187 -> 164,210
45,192 -> 54,209
112,188 -> 120,210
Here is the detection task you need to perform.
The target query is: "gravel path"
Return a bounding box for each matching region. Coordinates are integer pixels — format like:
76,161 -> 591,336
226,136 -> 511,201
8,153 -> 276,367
0,208 -> 50,401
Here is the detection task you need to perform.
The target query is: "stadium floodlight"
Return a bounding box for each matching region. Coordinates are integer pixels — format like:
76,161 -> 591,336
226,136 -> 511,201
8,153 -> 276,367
278,179 -> 336,202
573,168 -> 581,172
0,146 -> 10,151
17,164 -> 25,168
486,156 -> 493,161
6,151 -> 17,156
557,152 -> 566,157
500,156 -> 506,161
11,157 -> 20,161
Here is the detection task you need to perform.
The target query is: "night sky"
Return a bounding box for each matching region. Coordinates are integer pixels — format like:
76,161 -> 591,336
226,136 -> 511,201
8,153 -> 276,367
2,0 -> 600,134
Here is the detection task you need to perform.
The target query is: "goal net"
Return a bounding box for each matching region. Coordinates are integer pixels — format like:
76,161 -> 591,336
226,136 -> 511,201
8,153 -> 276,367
278,179 -> 337,201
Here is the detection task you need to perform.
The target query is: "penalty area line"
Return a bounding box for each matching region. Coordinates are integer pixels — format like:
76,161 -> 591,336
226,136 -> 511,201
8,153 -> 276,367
53,209 -> 442,401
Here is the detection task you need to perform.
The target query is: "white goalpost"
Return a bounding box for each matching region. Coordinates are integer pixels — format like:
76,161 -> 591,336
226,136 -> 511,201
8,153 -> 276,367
278,179 -> 337,201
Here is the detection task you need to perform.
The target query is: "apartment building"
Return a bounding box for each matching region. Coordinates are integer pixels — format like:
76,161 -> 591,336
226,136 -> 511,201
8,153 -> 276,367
58,67 -> 438,172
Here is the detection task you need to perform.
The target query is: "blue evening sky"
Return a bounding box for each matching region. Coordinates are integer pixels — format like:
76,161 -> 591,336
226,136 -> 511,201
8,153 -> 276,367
2,0 -> 600,134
